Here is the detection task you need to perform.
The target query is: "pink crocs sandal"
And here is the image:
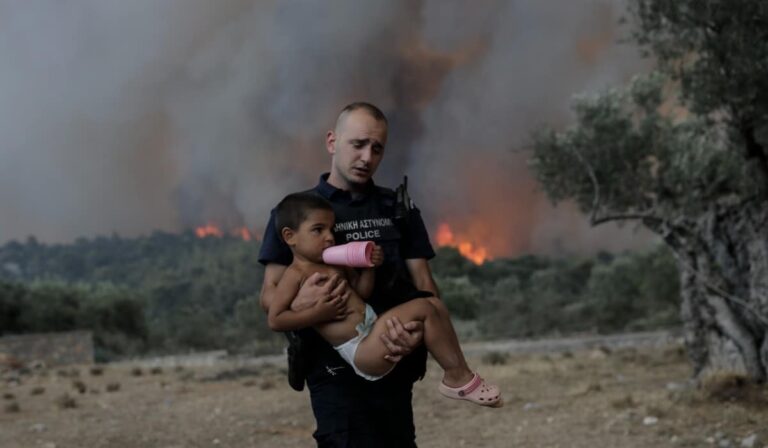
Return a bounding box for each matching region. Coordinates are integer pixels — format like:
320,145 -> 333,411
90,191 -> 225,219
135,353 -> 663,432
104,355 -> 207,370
438,373 -> 503,408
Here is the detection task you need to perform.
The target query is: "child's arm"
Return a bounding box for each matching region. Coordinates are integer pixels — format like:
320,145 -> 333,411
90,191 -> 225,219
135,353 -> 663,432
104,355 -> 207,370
346,244 -> 384,300
267,267 -> 346,332
347,267 -> 375,300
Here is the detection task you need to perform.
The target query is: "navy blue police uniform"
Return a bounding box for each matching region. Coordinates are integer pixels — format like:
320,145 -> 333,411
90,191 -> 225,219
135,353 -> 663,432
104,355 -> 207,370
258,173 -> 435,448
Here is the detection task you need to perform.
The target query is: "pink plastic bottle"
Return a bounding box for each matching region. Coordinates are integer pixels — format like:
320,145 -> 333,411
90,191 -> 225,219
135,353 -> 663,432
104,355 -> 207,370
322,241 -> 374,267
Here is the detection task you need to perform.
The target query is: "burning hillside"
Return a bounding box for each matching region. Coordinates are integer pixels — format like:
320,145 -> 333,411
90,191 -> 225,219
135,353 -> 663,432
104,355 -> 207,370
435,223 -> 489,265
192,222 -> 490,265
194,224 -> 254,242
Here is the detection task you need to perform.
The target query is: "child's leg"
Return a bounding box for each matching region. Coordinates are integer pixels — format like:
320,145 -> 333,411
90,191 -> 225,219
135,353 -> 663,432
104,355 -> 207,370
424,296 -> 468,370
420,297 -> 502,407
355,298 -> 473,387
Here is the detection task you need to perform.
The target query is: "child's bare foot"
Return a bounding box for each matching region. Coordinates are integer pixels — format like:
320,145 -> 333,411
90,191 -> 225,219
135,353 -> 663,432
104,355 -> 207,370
438,373 -> 503,408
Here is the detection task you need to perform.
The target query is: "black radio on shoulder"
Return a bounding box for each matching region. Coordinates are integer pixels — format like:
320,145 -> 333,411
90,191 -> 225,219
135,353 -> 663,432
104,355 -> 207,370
394,175 -> 412,225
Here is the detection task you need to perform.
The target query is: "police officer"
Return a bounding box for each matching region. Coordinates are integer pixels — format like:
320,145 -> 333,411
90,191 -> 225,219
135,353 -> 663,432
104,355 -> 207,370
259,102 -> 439,447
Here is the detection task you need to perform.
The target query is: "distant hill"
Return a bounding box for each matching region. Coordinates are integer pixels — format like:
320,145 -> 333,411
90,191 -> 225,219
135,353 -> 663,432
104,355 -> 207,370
0,231 -> 259,285
0,232 -> 276,359
0,234 -> 680,360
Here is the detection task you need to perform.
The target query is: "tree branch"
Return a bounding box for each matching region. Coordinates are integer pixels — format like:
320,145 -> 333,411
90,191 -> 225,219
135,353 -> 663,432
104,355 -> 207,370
567,144 -> 602,224
591,213 -> 664,226
567,145 -> 669,227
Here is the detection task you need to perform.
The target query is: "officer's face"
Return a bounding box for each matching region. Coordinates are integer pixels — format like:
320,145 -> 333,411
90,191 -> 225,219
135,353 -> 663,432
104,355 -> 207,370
285,209 -> 336,263
326,110 -> 387,189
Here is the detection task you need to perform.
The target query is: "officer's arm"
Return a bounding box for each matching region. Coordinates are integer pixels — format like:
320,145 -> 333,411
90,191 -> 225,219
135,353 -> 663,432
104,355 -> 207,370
260,263 -> 288,312
405,258 -> 440,297
267,268 -> 348,331
266,267 -> 303,330
378,258 -> 436,362
261,264 -> 348,313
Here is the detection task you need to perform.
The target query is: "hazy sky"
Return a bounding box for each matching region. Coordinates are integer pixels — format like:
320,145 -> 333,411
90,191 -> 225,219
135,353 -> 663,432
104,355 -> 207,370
0,0 -> 653,256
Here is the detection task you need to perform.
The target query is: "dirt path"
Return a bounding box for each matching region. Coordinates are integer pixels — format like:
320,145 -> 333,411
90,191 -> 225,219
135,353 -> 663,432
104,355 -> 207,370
2,334 -> 766,448
462,330 -> 681,356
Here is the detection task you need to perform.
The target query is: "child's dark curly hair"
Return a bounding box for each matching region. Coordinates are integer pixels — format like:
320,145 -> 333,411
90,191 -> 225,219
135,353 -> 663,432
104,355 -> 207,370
275,192 -> 334,242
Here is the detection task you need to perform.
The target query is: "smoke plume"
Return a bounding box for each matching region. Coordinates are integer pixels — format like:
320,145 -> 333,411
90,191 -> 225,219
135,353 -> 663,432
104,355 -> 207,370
0,0 -> 652,256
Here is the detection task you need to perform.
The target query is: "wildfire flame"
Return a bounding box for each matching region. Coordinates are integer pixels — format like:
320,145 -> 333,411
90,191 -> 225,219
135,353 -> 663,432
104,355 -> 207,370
194,224 -> 254,241
235,227 -> 253,242
195,224 -> 223,238
435,223 -> 489,265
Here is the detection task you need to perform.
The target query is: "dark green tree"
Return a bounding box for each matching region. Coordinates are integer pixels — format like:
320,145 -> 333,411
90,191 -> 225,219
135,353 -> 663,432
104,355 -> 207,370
531,1 -> 768,380
434,276 -> 482,319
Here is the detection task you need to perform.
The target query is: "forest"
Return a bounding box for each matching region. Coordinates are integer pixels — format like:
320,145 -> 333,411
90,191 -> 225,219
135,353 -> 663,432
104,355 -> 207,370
0,232 -> 679,361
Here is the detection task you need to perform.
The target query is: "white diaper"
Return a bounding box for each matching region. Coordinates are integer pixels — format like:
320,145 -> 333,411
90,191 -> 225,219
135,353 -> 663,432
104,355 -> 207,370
334,304 -> 394,381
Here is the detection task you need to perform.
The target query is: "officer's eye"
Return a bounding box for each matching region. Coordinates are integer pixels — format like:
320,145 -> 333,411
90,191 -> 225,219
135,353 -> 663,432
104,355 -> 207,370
351,139 -> 370,149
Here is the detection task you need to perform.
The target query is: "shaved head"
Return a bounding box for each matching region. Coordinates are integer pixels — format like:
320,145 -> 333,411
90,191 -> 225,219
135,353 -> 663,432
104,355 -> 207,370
326,102 -> 388,192
335,102 -> 388,133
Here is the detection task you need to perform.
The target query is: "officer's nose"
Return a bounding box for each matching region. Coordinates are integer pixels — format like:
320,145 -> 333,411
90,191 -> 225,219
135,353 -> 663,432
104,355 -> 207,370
359,147 -> 372,164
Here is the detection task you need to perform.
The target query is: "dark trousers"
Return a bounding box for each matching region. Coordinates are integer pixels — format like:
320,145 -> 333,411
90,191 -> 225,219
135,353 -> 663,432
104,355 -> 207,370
302,289 -> 432,447
309,372 -> 418,448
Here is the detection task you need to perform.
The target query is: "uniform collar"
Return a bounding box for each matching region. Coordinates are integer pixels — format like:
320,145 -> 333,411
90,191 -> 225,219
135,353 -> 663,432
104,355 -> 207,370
316,173 -> 376,202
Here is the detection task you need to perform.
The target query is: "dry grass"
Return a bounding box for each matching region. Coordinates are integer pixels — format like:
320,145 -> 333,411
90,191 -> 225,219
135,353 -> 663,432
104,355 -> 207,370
54,393 -> 77,409
0,343 -> 766,448
3,402 -> 20,413
698,373 -> 768,407
30,386 -> 45,396
72,380 -> 87,394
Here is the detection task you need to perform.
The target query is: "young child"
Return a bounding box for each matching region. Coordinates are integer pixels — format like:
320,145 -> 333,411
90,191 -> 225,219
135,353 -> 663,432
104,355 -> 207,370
267,192 -> 502,407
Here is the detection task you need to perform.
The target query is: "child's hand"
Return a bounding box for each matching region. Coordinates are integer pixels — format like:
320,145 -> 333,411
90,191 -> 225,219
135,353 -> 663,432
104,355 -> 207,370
370,244 -> 384,267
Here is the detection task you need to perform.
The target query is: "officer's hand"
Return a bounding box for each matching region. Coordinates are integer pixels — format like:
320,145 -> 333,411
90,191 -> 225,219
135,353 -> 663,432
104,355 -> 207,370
291,272 -> 341,312
332,289 -> 353,320
380,317 -> 424,363
370,245 -> 384,267
329,275 -> 348,300
313,293 -> 348,322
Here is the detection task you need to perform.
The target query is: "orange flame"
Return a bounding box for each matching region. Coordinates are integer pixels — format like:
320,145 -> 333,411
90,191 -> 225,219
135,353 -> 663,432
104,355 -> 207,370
436,223 -> 454,246
195,224 -> 224,238
194,224 -> 254,241
233,227 -> 253,241
435,223 -> 489,265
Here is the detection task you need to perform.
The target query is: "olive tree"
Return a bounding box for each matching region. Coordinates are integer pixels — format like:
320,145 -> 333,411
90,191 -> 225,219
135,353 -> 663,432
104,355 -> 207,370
531,0 -> 768,381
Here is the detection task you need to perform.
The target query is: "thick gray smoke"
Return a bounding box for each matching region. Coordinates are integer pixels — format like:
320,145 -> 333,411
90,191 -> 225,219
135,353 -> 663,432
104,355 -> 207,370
0,0 -> 652,256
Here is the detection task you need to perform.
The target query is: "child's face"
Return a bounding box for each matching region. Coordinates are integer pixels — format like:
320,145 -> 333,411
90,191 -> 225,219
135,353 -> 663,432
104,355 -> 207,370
288,209 -> 336,262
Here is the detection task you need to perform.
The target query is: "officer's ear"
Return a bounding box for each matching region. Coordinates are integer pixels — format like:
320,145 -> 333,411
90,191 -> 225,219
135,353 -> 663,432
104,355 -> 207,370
281,227 -> 297,246
326,130 -> 336,155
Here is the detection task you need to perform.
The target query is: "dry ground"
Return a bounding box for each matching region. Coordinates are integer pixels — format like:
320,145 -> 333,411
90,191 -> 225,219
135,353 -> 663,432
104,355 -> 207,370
2,342 -> 767,448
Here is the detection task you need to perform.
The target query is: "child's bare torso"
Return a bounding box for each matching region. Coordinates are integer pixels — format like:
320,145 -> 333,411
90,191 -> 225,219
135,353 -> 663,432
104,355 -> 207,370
289,261 -> 368,346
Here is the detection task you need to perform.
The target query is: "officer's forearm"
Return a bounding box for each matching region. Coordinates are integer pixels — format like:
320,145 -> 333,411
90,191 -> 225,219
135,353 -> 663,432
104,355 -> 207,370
260,263 -> 288,312
405,258 -> 440,296
259,280 -> 278,312
414,277 -> 438,297
268,307 -> 324,332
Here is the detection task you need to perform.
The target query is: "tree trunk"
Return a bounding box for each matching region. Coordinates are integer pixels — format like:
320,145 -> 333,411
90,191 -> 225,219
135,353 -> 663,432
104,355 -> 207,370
672,202 -> 768,382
